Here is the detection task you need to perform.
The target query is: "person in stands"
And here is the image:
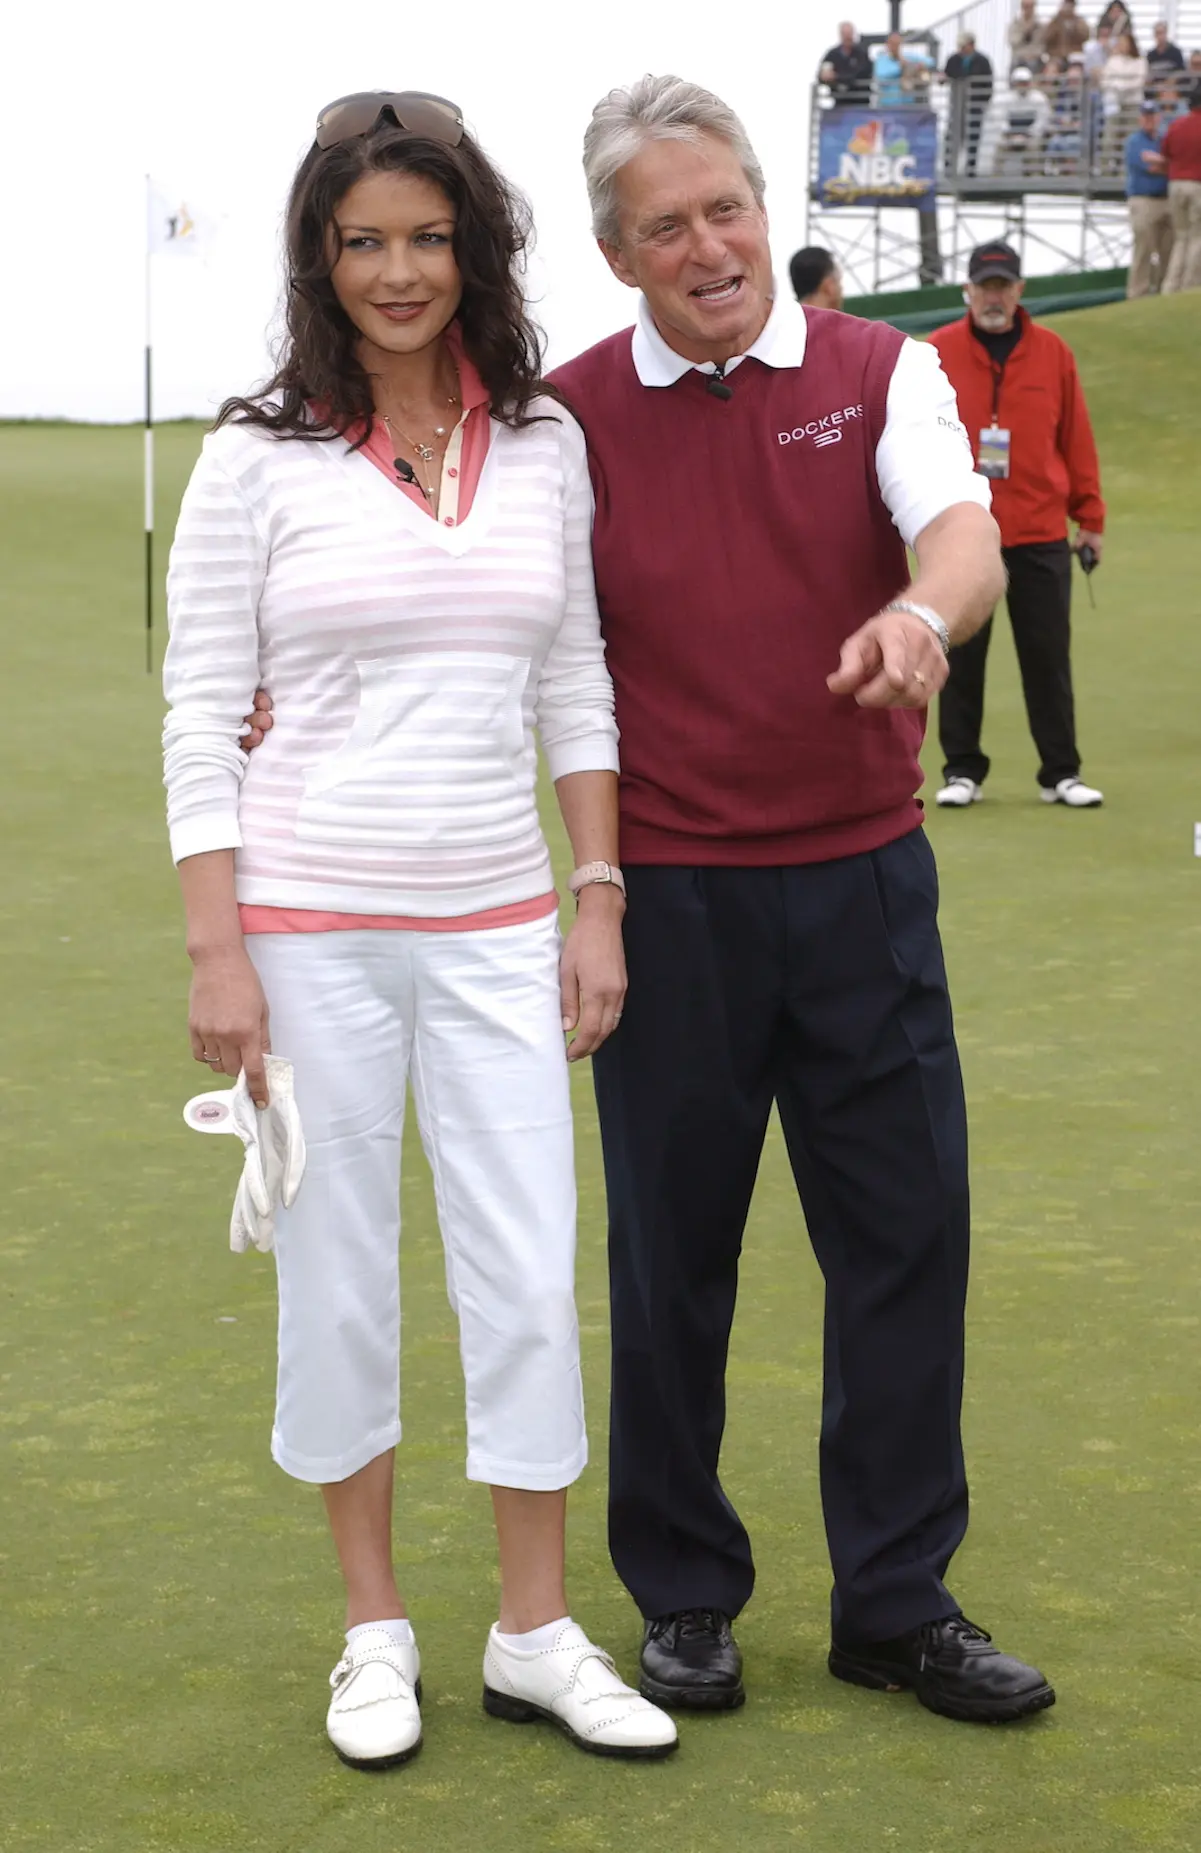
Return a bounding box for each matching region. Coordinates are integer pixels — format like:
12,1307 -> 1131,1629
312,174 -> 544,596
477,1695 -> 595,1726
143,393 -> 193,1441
1146,19 -> 1186,88
1043,0 -> 1090,62
874,32 -> 935,106
1009,0 -> 1047,73
930,242 -> 1106,811
1125,97 -> 1174,295
789,245 -> 845,308
819,22 -> 874,105
942,33 -> 995,174
980,66 -> 1052,176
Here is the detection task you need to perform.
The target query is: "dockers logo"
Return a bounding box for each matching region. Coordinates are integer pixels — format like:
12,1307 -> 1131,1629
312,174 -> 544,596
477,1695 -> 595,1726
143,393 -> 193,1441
778,404 -> 864,450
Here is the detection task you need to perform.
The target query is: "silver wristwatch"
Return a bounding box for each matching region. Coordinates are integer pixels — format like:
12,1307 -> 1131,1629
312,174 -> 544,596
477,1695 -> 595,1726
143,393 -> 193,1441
885,600 -> 951,657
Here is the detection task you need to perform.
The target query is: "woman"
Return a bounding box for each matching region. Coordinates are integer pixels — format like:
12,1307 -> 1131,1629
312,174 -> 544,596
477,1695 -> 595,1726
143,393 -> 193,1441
1101,30 -> 1147,167
163,91 -> 676,1768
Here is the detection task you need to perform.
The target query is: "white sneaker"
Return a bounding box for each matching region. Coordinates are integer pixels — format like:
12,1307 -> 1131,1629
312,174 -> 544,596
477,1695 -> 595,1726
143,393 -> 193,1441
1040,777 -> 1103,808
483,1622 -> 678,1759
326,1628 -> 423,1768
935,776 -> 983,807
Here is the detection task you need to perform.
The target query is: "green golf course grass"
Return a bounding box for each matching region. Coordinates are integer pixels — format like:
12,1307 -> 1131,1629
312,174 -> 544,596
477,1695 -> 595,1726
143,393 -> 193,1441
2,293 -> 1199,1853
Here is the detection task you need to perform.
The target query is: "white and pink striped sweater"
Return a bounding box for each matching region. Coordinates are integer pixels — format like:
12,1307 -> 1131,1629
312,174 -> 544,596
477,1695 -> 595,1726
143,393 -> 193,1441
163,402 -> 618,917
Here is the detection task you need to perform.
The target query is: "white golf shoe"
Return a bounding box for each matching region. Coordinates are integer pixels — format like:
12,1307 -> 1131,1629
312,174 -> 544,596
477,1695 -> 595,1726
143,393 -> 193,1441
483,1622 -> 679,1758
326,1628 -> 422,1769
935,776 -> 983,807
1040,777 -> 1103,808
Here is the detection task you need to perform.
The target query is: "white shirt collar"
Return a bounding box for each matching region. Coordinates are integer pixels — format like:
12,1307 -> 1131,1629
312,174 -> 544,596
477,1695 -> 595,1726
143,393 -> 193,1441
630,285 -> 809,387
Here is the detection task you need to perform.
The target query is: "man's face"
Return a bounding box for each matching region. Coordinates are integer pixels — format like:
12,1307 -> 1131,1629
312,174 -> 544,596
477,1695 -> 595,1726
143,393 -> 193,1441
600,132 -> 773,365
839,20 -> 854,48
1154,23 -> 1167,46
967,275 -> 1025,332
886,33 -> 901,56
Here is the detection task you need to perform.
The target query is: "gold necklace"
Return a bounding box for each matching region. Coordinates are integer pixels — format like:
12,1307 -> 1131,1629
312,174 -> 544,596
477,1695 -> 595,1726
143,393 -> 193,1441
379,376 -> 460,504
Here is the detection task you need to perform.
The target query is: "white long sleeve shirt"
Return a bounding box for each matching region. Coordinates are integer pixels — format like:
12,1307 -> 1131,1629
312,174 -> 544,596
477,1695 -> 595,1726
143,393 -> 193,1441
163,402 -> 618,916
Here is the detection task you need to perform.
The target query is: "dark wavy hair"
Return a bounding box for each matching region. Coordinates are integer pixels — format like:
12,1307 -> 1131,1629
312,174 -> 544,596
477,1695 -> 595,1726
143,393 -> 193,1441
216,114 -> 553,440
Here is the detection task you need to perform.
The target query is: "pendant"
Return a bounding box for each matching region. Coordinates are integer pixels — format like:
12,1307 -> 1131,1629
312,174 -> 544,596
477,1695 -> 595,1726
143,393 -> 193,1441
415,443 -> 435,462
433,426 -> 447,438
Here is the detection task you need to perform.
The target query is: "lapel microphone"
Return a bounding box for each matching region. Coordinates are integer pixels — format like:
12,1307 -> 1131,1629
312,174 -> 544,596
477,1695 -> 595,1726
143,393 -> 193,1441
393,455 -> 429,499
706,362 -> 734,401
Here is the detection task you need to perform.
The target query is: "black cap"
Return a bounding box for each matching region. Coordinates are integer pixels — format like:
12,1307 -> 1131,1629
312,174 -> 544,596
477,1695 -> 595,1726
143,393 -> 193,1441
968,240 -> 1022,283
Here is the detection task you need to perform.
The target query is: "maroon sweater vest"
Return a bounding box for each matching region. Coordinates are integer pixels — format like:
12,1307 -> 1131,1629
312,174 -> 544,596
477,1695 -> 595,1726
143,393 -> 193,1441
550,310 -> 924,866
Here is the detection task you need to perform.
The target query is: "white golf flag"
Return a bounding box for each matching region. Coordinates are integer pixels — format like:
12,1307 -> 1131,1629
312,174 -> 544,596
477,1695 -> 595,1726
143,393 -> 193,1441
147,185 -> 209,256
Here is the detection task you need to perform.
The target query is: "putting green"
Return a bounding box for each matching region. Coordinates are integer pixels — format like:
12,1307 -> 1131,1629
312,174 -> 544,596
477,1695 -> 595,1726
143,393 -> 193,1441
3,294 -> 1199,1852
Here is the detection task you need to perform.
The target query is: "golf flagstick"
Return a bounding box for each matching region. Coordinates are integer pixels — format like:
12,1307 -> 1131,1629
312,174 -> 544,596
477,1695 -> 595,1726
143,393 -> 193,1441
143,180 -> 208,673
144,175 -> 154,675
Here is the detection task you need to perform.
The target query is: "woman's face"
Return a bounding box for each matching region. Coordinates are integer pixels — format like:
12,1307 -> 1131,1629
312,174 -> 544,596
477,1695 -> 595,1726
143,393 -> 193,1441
329,170 -> 462,363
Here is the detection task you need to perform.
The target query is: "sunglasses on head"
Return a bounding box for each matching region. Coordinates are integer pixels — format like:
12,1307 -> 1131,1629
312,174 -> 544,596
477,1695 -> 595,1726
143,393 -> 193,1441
315,90 -> 464,151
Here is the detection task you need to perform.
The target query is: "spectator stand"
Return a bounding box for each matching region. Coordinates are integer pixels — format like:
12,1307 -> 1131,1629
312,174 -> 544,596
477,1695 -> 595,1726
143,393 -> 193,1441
804,0 -> 1201,293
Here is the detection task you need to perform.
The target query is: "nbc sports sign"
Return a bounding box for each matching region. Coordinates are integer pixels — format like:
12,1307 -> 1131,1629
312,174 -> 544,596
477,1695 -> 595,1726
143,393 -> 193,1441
817,109 -> 937,208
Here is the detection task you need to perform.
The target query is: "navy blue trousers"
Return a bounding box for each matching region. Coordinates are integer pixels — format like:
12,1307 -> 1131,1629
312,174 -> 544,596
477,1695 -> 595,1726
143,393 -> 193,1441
592,829 -> 971,1643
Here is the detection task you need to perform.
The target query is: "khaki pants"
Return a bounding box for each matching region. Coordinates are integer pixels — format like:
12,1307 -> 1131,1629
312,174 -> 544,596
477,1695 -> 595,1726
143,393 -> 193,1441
1127,195 -> 1174,297
1164,180 -> 1201,293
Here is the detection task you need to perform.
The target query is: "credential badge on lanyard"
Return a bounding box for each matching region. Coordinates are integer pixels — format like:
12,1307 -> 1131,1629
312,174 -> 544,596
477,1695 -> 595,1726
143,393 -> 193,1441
977,426 -> 1011,479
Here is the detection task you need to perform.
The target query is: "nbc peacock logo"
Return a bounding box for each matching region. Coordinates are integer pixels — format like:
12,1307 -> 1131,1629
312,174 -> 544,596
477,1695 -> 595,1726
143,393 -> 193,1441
827,117 -> 928,202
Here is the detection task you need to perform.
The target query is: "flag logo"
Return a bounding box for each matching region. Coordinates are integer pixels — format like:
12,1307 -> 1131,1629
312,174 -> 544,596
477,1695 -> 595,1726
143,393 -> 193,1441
147,184 -> 209,256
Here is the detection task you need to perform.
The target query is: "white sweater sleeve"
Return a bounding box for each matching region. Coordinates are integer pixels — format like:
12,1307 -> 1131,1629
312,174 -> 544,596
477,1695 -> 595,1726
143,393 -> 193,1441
162,437 -> 266,865
534,413 -> 621,782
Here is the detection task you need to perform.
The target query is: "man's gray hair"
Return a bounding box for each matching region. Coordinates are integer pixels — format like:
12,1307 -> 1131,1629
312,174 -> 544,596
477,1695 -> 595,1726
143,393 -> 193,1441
583,74 -> 766,243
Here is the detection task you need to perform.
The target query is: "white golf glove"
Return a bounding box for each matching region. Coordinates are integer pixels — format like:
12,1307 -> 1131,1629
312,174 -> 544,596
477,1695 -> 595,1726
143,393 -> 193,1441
183,1054 -> 306,1254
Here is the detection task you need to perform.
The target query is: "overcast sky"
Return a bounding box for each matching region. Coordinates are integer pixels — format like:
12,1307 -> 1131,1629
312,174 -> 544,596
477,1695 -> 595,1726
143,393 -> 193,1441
4,0 -> 926,421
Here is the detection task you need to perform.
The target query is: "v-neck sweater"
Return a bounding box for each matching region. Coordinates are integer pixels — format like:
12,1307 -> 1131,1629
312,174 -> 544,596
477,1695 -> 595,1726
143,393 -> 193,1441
163,401 -> 618,916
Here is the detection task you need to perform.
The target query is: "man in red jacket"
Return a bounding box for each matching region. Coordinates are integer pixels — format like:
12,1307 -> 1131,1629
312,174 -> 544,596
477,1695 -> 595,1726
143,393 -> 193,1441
929,242 -> 1106,809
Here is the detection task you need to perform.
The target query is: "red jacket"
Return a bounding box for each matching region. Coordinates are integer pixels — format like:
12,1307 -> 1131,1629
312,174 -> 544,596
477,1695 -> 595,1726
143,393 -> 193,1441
929,311 -> 1105,546
1163,109 -> 1201,182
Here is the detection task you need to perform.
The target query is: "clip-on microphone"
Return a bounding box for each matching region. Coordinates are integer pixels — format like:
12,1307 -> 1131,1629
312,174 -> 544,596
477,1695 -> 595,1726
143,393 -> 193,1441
393,456 -> 429,499
706,362 -> 734,401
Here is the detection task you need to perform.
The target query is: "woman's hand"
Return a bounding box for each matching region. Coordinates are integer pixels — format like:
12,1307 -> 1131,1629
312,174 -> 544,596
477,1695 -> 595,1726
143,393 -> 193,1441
189,945 -> 271,1105
241,688 -> 274,751
560,886 -> 627,1062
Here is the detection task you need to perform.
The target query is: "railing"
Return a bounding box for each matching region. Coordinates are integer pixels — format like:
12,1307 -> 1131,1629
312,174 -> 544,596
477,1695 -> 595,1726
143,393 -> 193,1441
916,0 -> 1198,78
810,64 -> 1189,197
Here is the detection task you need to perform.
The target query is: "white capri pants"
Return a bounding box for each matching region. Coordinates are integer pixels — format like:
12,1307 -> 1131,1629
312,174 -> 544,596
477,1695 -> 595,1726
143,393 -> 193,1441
246,913 -> 587,1490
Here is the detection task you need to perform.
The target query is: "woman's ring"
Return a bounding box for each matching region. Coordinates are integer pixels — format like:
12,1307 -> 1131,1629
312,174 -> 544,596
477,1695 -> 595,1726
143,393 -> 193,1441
203,1053 -> 222,1066
913,671 -> 927,687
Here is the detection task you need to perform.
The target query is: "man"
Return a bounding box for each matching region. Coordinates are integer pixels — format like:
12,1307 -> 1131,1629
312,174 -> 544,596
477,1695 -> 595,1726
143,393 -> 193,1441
980,66 -> 1052,177
930,243 -> 1105,809
819,21 -> 873,106
874,32 -> 935,107
942,33 -> 995,173
1159,81 -> 1201,291
788,245 -> 844,309
1042,0 -> 1089,62
1125,98 -> 1174,296
551,76 -> 1053,1726
1008,0 -> 1046,74
1146,20 -> 1186,85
